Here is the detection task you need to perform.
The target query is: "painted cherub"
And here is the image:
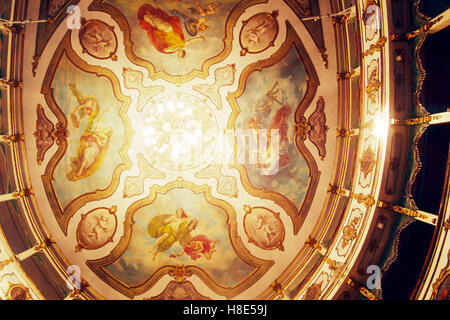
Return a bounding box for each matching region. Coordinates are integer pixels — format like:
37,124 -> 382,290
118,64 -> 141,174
245,18 -> 272,46
171,1 -> 222,36
87,213 -> 111,241
254,215 -> 277,245
252,81 -> 282,117
82,25 -> 112,54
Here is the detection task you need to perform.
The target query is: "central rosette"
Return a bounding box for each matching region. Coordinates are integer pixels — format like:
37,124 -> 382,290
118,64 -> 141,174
142,93 -> 218,170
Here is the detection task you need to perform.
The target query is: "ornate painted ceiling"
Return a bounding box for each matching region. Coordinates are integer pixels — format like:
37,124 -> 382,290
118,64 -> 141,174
0,0 -> 448,301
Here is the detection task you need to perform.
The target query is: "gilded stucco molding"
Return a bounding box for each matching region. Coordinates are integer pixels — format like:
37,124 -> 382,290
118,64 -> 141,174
88,0 -> 268,84
40,31 -> 133,235
227,22 -> 321,236
286,0 -> 390,299
87,179 -> 273,299
430,250 -> 450,300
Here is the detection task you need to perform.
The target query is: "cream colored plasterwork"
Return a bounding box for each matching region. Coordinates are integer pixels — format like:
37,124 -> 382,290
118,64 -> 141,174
17,0 -> 339,299
284,0 -> 390,300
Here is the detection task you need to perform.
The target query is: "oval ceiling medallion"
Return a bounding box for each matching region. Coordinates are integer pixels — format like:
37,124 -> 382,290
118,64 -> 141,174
79,19 -> 118,60
76,206 -> 118,252
239,11 -> 279,56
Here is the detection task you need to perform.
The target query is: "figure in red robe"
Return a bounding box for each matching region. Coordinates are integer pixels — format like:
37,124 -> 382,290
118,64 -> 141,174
137,4 -> 204,59
267,104 -> 291,168
170,234 -> 218,261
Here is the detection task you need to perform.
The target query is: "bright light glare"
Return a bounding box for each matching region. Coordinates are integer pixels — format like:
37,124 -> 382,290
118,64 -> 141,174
171,149 -> 180,159
141,93 -> 217,170
144,116 -> 153,124
181,146 -> 189,154
373,116 -> 388,135
143,127 -> 155,136
163,123 -> 171,132
185,133 -> 197,144
167,101 -> 175,111
194,128 -> 202,137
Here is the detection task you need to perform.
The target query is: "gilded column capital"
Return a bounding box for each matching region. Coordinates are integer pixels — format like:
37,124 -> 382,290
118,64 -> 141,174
12,188 -> 34,198
270,280 -> 285,299
351,193 -> 375,208
1,133 -> 25,143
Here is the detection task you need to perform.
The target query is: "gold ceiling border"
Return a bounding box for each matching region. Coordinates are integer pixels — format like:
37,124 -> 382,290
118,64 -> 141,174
40,31 -> 133,235
88,0 -> 268,84
145,280 -> 212,300
86,178 -> 274,299
415,144 -> 450,299
430,250 -> 450,300
287,0 -> 390,300
227,22 -> 321,235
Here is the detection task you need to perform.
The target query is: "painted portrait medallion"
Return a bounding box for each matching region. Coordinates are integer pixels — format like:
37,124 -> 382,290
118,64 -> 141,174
92,0 -> 245,79
239,11 -> 279,56
76,206 -> 118,251
243,206 -> 285,250
103,188 -> 256,287
79,19 -> 118,60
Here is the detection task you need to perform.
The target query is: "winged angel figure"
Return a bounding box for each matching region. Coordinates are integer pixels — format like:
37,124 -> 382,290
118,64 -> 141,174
148,208 -> 218,261
170,0 -> 222,36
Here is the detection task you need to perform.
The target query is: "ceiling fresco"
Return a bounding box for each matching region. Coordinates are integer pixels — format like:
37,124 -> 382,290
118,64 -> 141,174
1,0 -> 449,302
3,0 -> 432,301
22,0 -> 339,299
89,0 -> 246,80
